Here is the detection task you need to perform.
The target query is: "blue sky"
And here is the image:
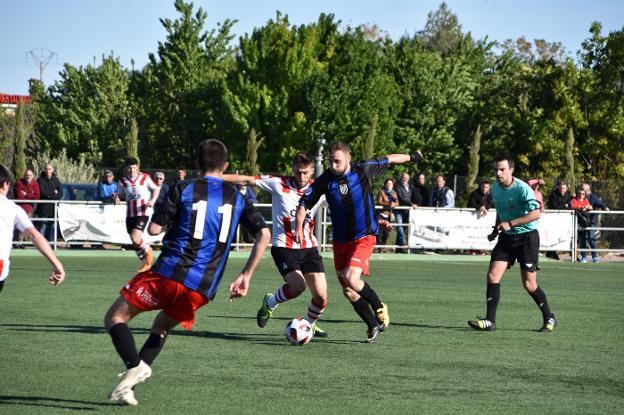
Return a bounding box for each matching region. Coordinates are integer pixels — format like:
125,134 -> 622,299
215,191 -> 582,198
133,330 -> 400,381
2,0 -> 622,95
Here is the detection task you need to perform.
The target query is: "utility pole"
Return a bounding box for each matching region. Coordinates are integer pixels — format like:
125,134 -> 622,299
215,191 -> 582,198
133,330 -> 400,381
313,133 -> 326,250
27,48 -> 56,83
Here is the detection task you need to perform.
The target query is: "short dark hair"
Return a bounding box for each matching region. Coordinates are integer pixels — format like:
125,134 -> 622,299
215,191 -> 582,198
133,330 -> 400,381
481,180 -> 491,185
0,164 -> 13,187
197,139 -> 228,172
493,153 -> 514,169
293,153 -> 313,167
329,141 -> 350,155
125,157 -> 139,167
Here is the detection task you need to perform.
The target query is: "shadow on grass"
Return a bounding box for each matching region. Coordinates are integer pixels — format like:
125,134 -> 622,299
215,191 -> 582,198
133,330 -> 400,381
0,395 -> 113,411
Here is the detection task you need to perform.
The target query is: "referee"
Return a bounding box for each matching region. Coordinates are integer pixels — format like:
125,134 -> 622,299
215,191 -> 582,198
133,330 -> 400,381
468,153 -> 557,332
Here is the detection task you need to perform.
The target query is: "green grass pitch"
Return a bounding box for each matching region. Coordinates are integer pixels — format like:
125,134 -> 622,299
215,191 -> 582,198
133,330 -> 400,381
1,251 -> 622,414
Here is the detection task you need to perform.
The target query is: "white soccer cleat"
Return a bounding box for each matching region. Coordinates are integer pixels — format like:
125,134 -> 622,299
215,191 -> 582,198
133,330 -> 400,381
117,388 -> 138,406
109,360 -> 152,404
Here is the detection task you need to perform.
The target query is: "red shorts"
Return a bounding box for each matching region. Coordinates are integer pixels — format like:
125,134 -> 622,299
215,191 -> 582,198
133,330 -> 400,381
120,270 -> 209,330
332,235 -> 376,276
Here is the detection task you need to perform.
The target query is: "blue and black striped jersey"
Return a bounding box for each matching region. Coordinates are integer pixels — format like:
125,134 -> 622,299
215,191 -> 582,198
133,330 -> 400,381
300,157 -> 389,243
151,176 -> 267,299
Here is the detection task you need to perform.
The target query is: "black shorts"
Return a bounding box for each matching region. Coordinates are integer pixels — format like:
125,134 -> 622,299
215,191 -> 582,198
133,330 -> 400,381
271,247 -> 325,278
126,216 -> 149,234
491,229 -> 540,272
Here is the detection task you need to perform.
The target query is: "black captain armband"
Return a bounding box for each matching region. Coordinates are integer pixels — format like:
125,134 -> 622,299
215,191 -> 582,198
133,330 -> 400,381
410,151 -> 423,163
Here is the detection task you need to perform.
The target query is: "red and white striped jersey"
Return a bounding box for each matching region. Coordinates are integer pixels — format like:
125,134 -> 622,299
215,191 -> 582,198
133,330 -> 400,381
119,173 -> 158,217
255,175 -> 326,249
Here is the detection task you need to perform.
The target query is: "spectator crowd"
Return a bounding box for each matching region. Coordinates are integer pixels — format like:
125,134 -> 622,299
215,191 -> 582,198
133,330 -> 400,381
8,163 -> 614,263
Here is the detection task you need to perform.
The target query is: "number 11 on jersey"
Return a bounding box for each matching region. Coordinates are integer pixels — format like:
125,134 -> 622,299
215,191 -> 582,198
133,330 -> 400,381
192,202 -> 233,242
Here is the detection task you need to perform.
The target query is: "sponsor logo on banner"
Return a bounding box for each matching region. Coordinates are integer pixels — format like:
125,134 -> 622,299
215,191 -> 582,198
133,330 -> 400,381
407,208 -> 574,251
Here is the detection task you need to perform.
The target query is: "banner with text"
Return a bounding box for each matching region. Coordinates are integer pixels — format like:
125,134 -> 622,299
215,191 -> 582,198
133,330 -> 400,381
408,208 -> 574,251
58,204 -> 163,244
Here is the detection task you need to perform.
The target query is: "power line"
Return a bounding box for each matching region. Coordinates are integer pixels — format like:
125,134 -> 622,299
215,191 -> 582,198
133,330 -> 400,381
27,48 -> 58,83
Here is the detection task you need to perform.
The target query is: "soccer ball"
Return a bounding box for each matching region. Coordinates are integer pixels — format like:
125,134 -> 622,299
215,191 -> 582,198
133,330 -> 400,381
284,317 -> 312,346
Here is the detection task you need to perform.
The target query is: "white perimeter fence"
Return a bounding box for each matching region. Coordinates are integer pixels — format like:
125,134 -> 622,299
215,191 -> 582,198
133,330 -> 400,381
11,200 -> 624,262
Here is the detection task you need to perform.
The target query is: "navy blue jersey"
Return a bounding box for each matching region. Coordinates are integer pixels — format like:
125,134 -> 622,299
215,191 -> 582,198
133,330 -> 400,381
300,157 -> 389,243
151,176 -> 267,299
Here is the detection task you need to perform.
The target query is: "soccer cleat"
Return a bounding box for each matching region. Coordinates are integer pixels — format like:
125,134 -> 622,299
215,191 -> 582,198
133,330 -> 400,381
375,302 -> 390,331
592,257 -> 599,263
109,360 -> 152,404
311,323 -> 329,338
137,248 -> 154,273
256,293 -> 274,328
366,325 -> 380,343
468,317 -> 496,331
539,315 -> 557,332
580,257 -> 588,264
116,389 -> 138,406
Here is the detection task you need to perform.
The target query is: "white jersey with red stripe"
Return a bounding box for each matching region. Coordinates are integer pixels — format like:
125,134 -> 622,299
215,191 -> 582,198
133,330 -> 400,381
119,173 -> 157,217
1,194 -> 34,280
255,175 -> 326,249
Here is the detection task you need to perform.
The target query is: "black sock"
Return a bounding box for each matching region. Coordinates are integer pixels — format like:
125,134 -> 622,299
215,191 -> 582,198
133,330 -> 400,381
357,282 -> 383,311
486,283 -> 500,323
109,323 -> 141,369
139,332 -> 166,366
0,280 -> 4,293
351,298 -> 378,329
530,286 -> 553,320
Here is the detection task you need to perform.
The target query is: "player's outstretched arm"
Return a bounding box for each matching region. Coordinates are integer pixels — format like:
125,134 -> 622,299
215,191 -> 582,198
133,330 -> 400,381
229,227 -> 270,301
24,227 -> 65,286
386,150 -> 423,165
221,174 -> 257,186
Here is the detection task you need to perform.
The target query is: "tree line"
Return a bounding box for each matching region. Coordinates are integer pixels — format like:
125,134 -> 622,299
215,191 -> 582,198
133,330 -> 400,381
2,1 -> 623,195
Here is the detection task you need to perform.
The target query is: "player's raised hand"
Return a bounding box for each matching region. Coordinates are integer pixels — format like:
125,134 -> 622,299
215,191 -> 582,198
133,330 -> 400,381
410,150 -> 423,163
228,274 -> 250,301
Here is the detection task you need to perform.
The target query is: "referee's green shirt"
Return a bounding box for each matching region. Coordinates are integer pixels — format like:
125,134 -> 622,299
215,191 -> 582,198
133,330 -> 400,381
492,178 -> 540,235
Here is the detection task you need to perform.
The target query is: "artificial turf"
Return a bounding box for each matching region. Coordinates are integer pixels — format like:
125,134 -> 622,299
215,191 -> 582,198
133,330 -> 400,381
1,251 -> 622,414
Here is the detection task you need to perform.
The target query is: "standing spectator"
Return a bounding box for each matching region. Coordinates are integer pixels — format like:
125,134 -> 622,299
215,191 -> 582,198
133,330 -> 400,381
97,170 -> 120,203
175,168 -> 186,184
394,172 -> 412,251
545,180 -> 572,260
547,180 -> 572,210
412,172 -> 430,207
35,163 -> 62,242
14,169 -> 40,245
571,187 -> 594,263
15,169 -> 40,217
376,178 -> 398,251
527,178 -> 545,212
153,172 -> 169,212
581,182 -> 609,263
430,175 -> 455,208
467,180 -> 494,216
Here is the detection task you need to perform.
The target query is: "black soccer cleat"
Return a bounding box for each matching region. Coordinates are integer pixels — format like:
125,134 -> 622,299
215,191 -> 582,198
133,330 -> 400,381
468,317 -> 496,331
366,325 -> 380,343
539,315 -> 557,332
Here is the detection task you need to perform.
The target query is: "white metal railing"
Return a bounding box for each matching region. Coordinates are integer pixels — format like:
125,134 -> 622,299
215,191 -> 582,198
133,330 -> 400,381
10,200 -> 624,261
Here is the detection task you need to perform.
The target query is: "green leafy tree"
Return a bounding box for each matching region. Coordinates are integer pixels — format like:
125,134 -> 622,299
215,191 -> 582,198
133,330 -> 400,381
14,100 -> 26,178
137,0 -> 236,168
33,55 -> 132,165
